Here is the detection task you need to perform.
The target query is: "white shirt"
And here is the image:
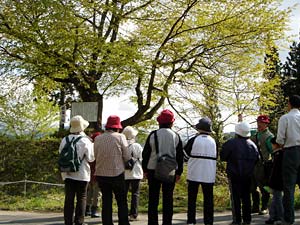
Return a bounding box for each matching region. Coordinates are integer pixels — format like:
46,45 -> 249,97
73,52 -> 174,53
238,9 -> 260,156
276,108 -> 300,148
59,133 -> 95,182
187,134 -> 217,183
125,142 -> 144,180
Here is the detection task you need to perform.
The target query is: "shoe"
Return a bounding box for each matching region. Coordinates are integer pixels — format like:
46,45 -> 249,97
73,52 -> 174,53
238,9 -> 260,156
129,215 -> 138,221
91,206 -> 100,218
85,205 -> 91,217
265,219 -> 276,224
259,209 -> 268,215
274,221 -> 282,225
231,222 -> 241,225
91,213 -> 100,218
242,222 -> 251,225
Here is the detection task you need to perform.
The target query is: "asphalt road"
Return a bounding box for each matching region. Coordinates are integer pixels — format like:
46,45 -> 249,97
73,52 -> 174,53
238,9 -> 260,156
2,210 -> 300,225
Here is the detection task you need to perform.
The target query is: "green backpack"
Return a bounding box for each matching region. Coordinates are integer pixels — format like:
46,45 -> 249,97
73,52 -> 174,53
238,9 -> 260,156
58,136 -> 83,172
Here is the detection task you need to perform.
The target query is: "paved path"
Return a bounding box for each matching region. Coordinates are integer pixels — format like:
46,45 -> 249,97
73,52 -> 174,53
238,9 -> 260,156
2,210 -> 300,225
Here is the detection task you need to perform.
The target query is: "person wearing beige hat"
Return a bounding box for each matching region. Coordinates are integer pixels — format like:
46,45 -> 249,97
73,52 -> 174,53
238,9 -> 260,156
58,115 -> 94,225
94,115 -> 131,225
122,126 -> 143,221
221,122 -> 259,225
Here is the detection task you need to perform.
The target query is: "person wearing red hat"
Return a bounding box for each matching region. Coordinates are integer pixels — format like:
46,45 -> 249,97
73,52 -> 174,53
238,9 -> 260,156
85,131 -> 102,218
251,115 -> 274,217
142,109 -> 184,225
94,115 -> 131,225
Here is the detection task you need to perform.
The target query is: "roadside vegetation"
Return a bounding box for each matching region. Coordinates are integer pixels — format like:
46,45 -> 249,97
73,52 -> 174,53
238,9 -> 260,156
2,161 -> 300,213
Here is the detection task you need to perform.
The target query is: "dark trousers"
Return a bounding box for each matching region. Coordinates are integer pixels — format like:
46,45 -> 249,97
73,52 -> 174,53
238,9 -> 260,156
251,175 -> 270,211
147,170 -> 175,225
282,146 -> 300,224
228,175 -> 252,224
64,178 -> 88,225
125,179 -> 141,217
97,173 -> 130,225
187,181 -> 214,224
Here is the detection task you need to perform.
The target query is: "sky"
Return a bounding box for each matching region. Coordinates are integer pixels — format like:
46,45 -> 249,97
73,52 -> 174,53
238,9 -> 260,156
278,0 -> 300,61
101,0 -> 300,132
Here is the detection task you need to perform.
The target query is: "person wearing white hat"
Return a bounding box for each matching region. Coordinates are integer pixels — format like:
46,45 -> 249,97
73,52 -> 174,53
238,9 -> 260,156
122,126 -> 143,221
59,115 -> 95,225
220,121 -> 259,225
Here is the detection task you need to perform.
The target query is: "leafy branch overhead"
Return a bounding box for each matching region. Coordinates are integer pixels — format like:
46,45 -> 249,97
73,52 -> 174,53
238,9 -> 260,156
0,0 -> 291,127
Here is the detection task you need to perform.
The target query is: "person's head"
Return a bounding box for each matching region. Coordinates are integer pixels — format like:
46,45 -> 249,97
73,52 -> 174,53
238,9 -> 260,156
105,115 -> 122,132
122,126 -> 138,141
288,95 -> 300,110
157,109 -> 175,128
70,115 -> 89,134
270,137 -> 280,150
256,115 -> 270,132
195,117 -> 212,134
235,121 -> 251,138
90,131 -> 102,141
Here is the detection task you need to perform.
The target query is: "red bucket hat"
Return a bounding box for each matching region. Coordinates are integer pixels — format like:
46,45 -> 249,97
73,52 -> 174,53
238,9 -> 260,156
157,109 -> 175,124
257,115 -> 270,124
105,115 -> 122,129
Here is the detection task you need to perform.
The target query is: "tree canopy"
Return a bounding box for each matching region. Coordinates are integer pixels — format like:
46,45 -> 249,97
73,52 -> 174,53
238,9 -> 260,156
282,41 -> 300,97
0,0 -> 291,128
0,76 -> 59,139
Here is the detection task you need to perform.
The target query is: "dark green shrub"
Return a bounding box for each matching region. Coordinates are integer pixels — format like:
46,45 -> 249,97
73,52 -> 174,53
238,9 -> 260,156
0,137 -> 62,194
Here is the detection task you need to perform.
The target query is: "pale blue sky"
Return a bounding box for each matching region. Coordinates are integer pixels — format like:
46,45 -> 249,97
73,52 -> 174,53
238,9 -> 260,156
279,0 -> 300,61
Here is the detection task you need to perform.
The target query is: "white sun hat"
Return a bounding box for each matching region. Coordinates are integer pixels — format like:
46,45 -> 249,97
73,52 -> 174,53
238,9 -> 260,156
122,126 -> 138,140
235,122 -> 251,138
70,115 -> 89,133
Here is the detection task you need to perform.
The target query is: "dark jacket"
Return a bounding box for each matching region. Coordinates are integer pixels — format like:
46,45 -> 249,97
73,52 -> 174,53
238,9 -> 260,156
220,136 -> 259,177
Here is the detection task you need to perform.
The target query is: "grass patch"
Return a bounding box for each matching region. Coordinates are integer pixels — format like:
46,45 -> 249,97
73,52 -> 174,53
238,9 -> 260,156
1,175 -> 300,213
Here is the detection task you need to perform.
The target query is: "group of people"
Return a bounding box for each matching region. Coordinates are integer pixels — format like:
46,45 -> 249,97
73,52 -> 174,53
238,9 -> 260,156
58,94 -> 300,225
221,94 -> 300,225
59,114 -> 144,225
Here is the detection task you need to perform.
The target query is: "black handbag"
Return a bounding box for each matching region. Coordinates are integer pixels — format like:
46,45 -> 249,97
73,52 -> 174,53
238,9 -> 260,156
125,146 -> 137,170
268,150 -> 283,191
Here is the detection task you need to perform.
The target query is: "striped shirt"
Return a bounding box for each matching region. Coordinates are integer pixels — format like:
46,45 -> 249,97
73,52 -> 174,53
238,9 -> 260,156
94,130 -> 131,177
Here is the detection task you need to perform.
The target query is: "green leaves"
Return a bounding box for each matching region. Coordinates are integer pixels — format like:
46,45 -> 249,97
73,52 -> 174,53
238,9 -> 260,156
0,76 -> 59,139
0,0 -> 291,128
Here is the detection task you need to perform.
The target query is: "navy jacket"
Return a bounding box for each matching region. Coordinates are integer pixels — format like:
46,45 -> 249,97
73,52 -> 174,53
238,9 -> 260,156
220,136 -> 259,177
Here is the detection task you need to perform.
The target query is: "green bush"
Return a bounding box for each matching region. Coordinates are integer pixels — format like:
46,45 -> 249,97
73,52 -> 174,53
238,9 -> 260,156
0,137 -> 62,190
1,137 -> 299,213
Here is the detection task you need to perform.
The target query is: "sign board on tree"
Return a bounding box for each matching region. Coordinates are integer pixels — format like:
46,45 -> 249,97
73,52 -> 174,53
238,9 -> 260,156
71,102 -> 98,122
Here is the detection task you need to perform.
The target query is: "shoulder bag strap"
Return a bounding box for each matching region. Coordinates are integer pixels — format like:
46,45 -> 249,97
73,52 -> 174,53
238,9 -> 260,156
154,130 -> 159,155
